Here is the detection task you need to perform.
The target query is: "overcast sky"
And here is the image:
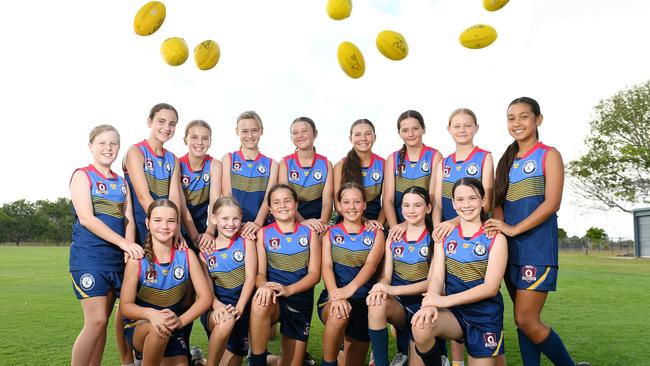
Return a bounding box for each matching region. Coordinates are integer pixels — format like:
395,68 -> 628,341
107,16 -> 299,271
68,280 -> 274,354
1,0 -> 648,238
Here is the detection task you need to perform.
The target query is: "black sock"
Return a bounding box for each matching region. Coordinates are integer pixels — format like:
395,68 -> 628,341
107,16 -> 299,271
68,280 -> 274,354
415,343 -> 442,366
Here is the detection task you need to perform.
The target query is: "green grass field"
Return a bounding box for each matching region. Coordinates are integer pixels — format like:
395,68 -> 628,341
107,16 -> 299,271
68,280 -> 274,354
1,247 -> 649,365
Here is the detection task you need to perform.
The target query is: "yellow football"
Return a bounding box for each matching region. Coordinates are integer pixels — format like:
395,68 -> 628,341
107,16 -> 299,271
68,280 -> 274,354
376,30 -> 408,61
194,40 -> 220,70
337,41 -> 365,79
160,37 -> 189,66
483,0 -> 509,12
327,0 -> 352,20
459,24 -> 498,49
133,1 -> 166,36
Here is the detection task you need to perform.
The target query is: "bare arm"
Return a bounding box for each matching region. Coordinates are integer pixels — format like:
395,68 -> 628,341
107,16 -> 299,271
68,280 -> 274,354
383,154 -> 398,228
236,238 -> 258,314
482,153 -> 495,214
221,153 -> 233,197
320,230 -> 338,293
178,251 -> 213,327
124,146 -> 154,211
319,160 -> 335,224
332,160 -> 344,214
432,159 -> 444,225
255,229 -> 268,287
253,160 -> 278,227
204,159 -> 222,237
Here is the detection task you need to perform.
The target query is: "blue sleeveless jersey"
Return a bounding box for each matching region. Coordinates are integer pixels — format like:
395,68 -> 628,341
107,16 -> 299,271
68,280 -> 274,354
70,165 -> 128,272
444,226 -> 503,328
230,151 -> 272,223
441,147 -> 489,221
284,153 -> 329,220
123,140 -> 177,244
180,154 -> 212,233
262,222 -> 313,298
392,145 -> 437,223
391,230 -> 431,308
503,143 -> 558,266
202,235 -> 247,306
136,249 -> 190,315
360,154 -> 385,220
327,223 -> 378,300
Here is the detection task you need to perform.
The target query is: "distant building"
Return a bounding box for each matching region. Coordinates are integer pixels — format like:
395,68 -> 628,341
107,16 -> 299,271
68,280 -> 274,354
633,208 -> 650,257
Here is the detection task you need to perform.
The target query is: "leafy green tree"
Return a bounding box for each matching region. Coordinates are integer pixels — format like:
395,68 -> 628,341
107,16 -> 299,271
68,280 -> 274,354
558,228 -> 568,240
35,198 -> 74,244
567,80 -> 650,212
584,227 -> 608,241
1,200 -> 46,245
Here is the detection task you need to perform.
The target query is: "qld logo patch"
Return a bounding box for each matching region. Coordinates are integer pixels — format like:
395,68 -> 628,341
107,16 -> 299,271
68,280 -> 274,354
393,245 -> 405,258
96,181 -> 108,195
269,237 -> 281,250
181,175 -> 191,187
521,265 -> 537,282
523,160 -> 536,175
80,273 -> 95,290
145,269 -> 157,284
233,161 -> 242,172
208,255 -> 217,269
289,170 -> 299,181
466,163 -> 479,176
443,166 -> 451,178
173,265 -> 185,280
333,234 -> 344,244
446,240 -> 459,255
483,332 -> 498,348
145,158 -> 154,171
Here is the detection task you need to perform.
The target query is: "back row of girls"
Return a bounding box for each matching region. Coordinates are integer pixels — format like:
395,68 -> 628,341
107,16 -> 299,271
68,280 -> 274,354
69,98 -> 584,366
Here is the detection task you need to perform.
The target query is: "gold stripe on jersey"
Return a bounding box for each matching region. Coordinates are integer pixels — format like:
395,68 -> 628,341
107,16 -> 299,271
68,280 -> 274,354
184,185 -> 210,206
92,197 -> 124,218
290,182 -> 325,202
395,175 -> 430,194
364,183 -> 382,202
267,250 -> 310,273
445,257 -> 488,283
393,260 -> 429,283
145,171 -> 170,197
442,181 -> 454,200
211,266 -> 245,290
137,281 -> 189,308
505,176 -> 545,202
231,174 -> 269,193
331,245 -> 370,268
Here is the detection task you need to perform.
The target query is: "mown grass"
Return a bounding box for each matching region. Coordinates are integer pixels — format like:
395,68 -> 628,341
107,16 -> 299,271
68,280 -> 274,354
1,247 -> 648,365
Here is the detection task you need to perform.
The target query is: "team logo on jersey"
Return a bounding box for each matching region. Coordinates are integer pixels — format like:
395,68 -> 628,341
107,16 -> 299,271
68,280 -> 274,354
120,184 -> 127,196
96,181 -> 108,195
257,164 -> 267,175
221,252 -> 228,259
202,172 -> 210,183
313,170 -> 323,181
421,161 -> 430,173
269,237 -> 281,250
362,236 -> 374,247
521,265 -> 537,282
145,269 -> 157,284
165,162 -> 172,172
466,163 -> 479,176
208,255 -> 217,269
289,170 -> 299,181
233,161 -> 242,172
483,332 -> 498,348
177,335 -> 187,350
393,245 -> 405,258
110,183 -> 117,190
443,166 -> 451,178
419,245 -> 429,257
181,175 -> 191,187
145,158 -> 154,171
371,170 -> 381,182
473,243 -> 487,257
463,242 -> 471,249
79,273 -> 95,290
333,234 -> 344,244
304,322 -> 311,336
298,235 -> 309,247
446,240 -> 459,255
233,249 -> 244,262
523,160 -> 536,175
173,265 -> 185,280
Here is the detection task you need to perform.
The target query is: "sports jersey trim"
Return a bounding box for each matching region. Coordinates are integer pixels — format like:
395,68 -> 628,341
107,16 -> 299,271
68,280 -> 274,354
527,266 -> 551,290
517,141 -> 544,159
401,228 -> 429,243
337,222 -> 366,236
141,139 -> 168,158
271,221 -> 300,235
70,273 -> 89,298
457,224 -> 485,241
87,164 -> 118,181
235,150 -> 262,163
180,153 -> 212,173
153,247 -> 176,265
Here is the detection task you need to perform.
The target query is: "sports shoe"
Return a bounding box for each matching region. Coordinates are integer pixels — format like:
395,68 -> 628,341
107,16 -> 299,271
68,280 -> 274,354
304,352 -> 316,366
441,355 -> 451,366
368,352 -> 376,366
390,352 -> 408,366
190,346 -> 202,361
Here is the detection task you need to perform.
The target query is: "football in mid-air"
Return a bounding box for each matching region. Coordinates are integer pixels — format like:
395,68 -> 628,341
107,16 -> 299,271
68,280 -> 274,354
194,40 -> 220,70
483,0 -> 509,12
133,1 -> 166,36
337,41 -> 365,79
459,24 -> 498,49
327,0 -> 352,20
376,30 -> 409,61
161,37 -> 189,66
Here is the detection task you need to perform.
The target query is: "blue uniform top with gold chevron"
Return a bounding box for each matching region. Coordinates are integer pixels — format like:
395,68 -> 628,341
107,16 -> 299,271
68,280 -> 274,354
503,142 -> 558,266
202,235 -> 247,306
326,223 -> 378,300
134,248 -> 190,315
70,165 -> 128,272
441,147 -> 490,221
179,154 -> 212,234
123,140 -> 177,244
392,145 -> 437,223
390,230 -> 431,313
283,152 -> 329,220
230,151 -> 272,223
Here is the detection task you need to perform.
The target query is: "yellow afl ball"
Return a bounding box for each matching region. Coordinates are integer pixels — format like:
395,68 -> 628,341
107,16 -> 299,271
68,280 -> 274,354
134,1 -> 166,36
337,41 -> 365,79
376,30 -> 408,61
483,0 -> 509,12
194,40 -> 220,70
459,24 -> 497,49
160,37 -> 189,66
327,0 -> 352,20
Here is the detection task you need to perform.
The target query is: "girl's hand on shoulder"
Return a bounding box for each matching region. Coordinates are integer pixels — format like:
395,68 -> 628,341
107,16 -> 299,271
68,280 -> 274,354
241,222 -> 260,240
421,292 -> 446,308
432,221 -> 455,243
196,233 -> 214,251
328,286 -> 354,301
119,240 -> 144,260
363,219 -> 384,232
173,232 -> 188,251
302,219 -> 327,235
329,299 -> 352,319
411,306 -> 439,329
211,302 -> 232,325
387,222 -> 407,243
484,218 -> 516,237
253,285 -> 276,307
198,236 -> 214,253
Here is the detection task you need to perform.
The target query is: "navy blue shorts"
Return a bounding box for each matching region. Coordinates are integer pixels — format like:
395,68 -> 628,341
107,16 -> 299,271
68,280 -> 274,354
70,270 -> 122,299
124,321 -> 189,358
449,308 -> 504,357
277,294 -> 313,342
200,309 -> 250,357
507,264 -> 558,291
317,290 -> 370,342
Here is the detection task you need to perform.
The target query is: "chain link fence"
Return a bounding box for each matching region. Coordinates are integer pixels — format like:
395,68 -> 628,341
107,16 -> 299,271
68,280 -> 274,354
559,237 -> 634,256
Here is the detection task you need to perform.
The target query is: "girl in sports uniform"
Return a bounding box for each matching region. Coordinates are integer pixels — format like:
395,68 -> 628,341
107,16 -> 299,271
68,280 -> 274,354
484,97 -> 578,366
222,111 -> 278,239
248,184 -> 322,366
332,119 -> 385,230
431,109 -> 494,366
199,197 -> 257,366
179,120 -> 222,250
70,125 -> 144,366
318,182 -> 385,366
367,186 -> 436,366
411,178 -> 507,366
120,199 -> 212,366
279,117 -> 333,235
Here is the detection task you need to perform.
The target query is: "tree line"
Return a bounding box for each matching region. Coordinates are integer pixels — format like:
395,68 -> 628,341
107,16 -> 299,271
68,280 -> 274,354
0,198 -> 74,245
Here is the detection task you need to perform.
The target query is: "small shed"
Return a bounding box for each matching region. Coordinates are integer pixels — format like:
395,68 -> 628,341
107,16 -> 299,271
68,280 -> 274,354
633,207 -> 650,257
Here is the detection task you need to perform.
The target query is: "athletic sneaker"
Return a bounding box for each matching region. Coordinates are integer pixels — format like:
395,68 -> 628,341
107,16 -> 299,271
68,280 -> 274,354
390,352 -> 408,366
304,351 -> 316,366
441,355 -> 451,366
368,352 -> 376,366
190,346 -> 202,361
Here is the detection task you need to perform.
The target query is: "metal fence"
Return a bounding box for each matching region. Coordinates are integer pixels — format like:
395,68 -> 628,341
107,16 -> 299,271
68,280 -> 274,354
559,237 -> 634,256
